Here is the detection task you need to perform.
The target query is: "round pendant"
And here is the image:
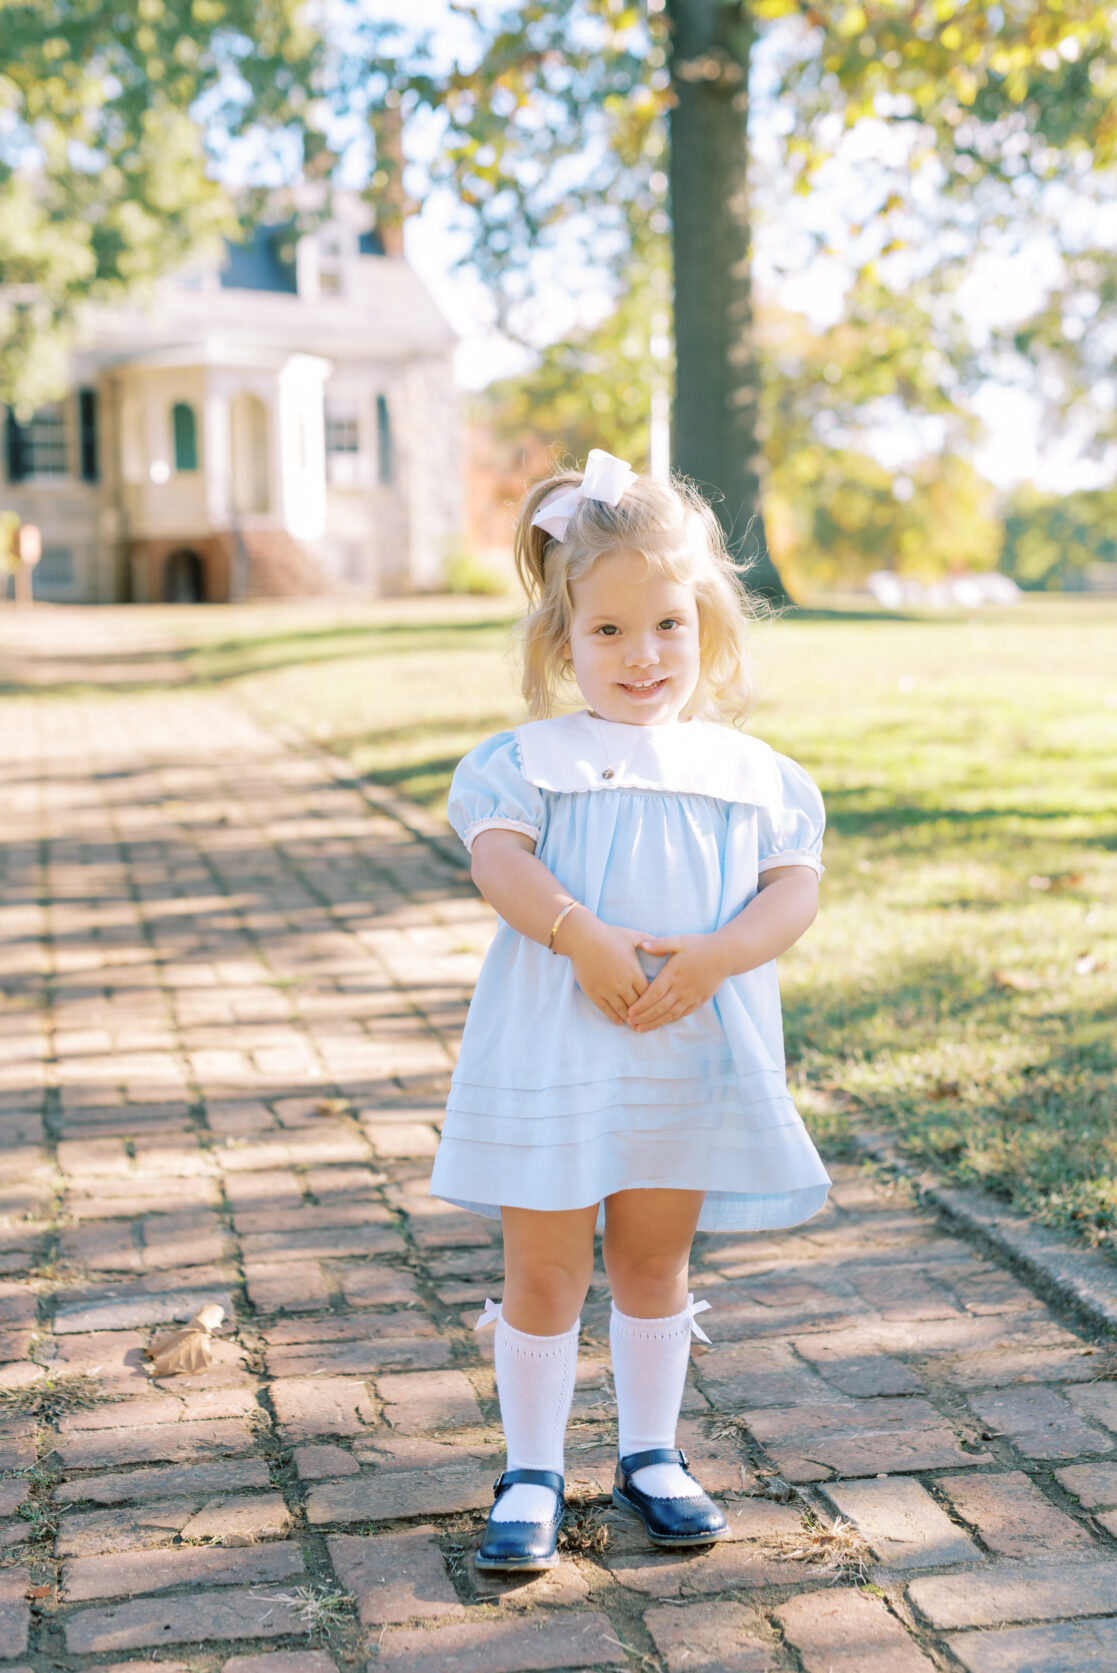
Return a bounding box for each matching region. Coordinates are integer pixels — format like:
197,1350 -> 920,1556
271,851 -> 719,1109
601,767 -> 615,780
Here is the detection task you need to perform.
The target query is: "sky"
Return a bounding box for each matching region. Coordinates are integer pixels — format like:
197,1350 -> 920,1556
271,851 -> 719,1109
360,0 -> 1112,496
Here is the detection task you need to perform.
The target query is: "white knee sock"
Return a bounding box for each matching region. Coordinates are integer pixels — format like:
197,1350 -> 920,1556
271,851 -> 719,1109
610,1294 -> 710,1500
477,1300 -> 579,1522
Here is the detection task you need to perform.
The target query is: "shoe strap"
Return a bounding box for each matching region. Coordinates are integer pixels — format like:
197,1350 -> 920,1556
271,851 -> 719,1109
493,1468 -> 564,1498
619,1447 -> 690,1474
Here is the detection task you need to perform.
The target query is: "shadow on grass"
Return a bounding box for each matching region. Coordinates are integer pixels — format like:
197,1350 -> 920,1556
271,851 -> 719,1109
781,605 -> 930,625
784,949 -> 1117,1221
363,758 -> 474,809
0,614 -> 519,699
323,714 -> 522,806
191,614 -> 515,661
783,949 -> 981,1052
824,789 -> 1092,838
785,945 -> 1116,1067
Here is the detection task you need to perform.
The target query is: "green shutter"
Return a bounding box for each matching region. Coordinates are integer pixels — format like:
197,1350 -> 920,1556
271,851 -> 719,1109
5,409 -> 27,482
376,394 -> 392,485
172,403 -> 198,472
79,389 -> 99,482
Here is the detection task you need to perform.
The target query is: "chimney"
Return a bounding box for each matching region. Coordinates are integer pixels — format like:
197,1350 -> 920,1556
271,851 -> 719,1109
369,97 -> 412,257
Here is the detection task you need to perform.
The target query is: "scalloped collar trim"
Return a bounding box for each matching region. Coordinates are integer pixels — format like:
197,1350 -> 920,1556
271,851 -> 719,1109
514,711 -> 779,803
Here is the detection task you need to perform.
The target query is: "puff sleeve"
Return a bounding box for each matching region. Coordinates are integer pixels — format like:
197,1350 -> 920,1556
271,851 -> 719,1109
756,752 -> 826,877
447,731 -> 546,855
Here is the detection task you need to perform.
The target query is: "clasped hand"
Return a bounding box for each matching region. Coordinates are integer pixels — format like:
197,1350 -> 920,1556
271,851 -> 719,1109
556,913 -> 727,1031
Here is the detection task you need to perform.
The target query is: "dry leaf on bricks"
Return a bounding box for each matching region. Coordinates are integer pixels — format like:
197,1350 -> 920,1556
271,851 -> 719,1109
145,1305 -> 225,1377
315,1098 -> 349,1118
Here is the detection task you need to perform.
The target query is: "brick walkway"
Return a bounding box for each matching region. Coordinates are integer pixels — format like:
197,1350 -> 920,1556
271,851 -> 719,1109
3,662 -> 1117,1673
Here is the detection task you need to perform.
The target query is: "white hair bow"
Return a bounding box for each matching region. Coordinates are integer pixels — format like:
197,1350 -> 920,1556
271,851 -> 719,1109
530,448 -> 638,542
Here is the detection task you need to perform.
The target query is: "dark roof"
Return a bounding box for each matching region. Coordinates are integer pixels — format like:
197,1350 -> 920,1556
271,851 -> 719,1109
220,225 -> 298,294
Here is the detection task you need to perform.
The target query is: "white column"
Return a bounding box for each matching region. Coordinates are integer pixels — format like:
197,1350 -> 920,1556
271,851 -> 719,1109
277,354 -> 333,540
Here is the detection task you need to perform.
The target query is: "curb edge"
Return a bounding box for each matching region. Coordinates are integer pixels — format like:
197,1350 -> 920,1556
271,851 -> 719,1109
853,1132 -> 1117,1339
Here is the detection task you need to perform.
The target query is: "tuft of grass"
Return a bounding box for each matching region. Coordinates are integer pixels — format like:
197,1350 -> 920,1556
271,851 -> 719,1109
0,1371 -> 115,1422
1085,1348 -> 1117,1382
256,1584 -> 355,1638
17,1500 -> 59,1545
559,1506 -> 611,1553
31,1260 -> 84,1282
17,1462 -> 57,1490
762,1508 -> 873,1579
598,1634 -> 660,1673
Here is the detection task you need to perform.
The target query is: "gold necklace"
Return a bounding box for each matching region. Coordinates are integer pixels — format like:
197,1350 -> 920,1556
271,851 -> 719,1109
588,712 -> 617,780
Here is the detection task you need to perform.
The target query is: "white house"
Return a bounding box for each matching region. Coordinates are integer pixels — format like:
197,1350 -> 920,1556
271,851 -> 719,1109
2,197 -> 462,603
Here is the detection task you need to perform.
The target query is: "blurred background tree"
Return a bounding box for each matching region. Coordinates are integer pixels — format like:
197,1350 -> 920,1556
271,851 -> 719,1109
6,2 -> 1116,597
0,0 -> 322,411
479,288 -> 1003,592
1002,483 -> 1117,590
364,1 -> 1117,599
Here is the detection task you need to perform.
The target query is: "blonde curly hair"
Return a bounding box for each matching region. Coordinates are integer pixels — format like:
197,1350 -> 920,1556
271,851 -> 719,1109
512,466 -> 759,725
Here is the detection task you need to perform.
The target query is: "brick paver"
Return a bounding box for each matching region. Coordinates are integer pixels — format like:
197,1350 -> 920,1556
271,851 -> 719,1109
3,619 -> 1117,1672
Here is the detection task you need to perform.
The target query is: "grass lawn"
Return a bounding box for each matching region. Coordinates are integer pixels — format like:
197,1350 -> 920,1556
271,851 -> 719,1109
11,595 -> 1117,1246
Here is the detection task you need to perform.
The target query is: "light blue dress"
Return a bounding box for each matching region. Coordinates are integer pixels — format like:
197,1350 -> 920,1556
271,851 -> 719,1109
429,710 -> 831,1232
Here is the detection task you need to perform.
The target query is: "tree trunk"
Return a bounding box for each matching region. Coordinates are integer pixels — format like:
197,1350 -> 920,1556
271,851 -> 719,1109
666,0 -> 787,602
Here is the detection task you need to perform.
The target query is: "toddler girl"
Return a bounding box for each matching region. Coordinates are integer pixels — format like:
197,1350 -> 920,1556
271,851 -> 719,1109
429,449 -> 830,1571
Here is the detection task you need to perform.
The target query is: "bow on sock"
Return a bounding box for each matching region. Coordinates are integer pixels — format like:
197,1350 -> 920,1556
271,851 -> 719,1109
684,1293 -> 712,1344
474,1297 -> 502,1331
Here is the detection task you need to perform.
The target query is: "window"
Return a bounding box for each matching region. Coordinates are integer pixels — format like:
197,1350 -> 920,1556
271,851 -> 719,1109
319,236 -> 344,296
376,393 -> 393,485
172,402 -> 198,472
35,547 -> 74,589
325,405 -> 360,454
220,224 -> 298,294
24,404 -> 68,476
6,409 -> 27,482
79,389 -> 98,482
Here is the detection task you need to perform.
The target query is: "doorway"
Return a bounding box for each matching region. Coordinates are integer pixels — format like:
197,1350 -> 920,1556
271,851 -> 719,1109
163,548 -> 205,603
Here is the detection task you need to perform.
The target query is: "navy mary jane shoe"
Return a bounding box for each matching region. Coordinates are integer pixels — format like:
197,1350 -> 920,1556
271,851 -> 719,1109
476,1468 -> 565,1572
612,1447 -> 728,1548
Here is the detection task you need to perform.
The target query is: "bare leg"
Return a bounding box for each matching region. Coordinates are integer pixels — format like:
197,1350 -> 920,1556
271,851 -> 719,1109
500,1202 -> 599,1333
601,1188 -> 704,1317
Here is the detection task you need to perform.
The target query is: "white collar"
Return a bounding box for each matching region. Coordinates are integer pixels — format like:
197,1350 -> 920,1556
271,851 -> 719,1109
514,710 -> 778,804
